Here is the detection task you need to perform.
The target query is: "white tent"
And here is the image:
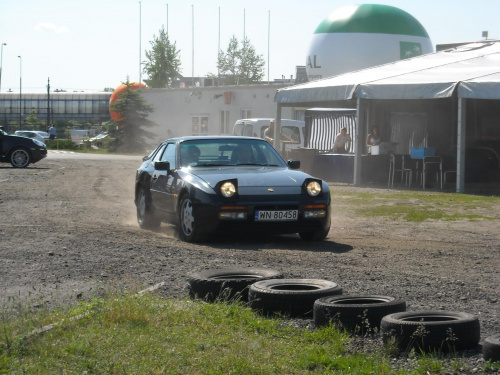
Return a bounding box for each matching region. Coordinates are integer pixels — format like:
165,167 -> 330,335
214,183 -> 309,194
274,41 -> 500,192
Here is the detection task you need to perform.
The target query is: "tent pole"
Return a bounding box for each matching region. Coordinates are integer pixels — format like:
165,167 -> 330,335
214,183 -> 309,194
275,104 -> 282,153
456,97 -> 466,193
354,98 -> 364,185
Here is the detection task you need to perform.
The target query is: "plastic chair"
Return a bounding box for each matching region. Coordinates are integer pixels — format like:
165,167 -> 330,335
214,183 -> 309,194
402,154 -> 414,187
422,156 -> 443,190
388,154 -> 412,188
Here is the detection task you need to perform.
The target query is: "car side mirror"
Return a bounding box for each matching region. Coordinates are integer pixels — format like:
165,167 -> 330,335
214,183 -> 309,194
287,160 -> 301,170
154,161 -> 170,171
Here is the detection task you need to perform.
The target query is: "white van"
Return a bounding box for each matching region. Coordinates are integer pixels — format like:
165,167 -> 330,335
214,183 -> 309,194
232,118 -> 305,150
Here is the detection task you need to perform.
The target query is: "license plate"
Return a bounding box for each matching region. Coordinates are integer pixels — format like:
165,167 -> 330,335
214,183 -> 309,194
255,210 -> 298,221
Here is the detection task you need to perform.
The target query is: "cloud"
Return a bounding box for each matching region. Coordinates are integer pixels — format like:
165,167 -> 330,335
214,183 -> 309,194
35,23 -> 69,34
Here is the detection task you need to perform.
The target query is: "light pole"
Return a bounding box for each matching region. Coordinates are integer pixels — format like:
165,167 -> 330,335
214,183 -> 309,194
18,55 -> 22,127
0,43 -> 6,93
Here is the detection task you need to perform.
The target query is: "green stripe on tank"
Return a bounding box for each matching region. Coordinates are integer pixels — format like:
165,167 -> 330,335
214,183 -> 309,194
314,4 -> 429,37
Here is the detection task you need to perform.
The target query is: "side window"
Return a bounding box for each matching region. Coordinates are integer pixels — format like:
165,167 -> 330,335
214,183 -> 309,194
153,144 -> 167,162
160,143 -> 176,167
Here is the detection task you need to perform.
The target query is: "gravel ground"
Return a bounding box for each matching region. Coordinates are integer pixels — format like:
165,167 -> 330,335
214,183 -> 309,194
1,151 -> 499,373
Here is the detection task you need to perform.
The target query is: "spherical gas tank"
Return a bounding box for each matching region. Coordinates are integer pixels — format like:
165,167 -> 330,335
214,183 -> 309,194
306,4 -> 433,81
109,82 -> 147,122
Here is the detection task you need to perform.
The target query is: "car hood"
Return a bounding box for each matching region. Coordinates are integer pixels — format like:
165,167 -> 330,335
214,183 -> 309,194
187,167 -> 315,188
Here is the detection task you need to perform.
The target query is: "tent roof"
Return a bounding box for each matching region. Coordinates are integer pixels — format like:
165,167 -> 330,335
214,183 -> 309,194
275,41 -> 500,104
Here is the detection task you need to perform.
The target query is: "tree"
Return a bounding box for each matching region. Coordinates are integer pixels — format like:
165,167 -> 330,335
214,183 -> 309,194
143,27 -> 181,88
107,80 -> 157,153
213,35 -> 265,85
26,111 -> 38,129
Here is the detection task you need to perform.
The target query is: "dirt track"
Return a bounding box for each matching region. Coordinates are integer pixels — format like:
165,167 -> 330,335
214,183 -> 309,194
1,151 -> 500,369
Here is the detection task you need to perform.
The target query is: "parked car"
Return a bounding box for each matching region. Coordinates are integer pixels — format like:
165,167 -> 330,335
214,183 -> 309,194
0,129 -> 47,168
33,131 -> 50,141
134,136 -> 331,242
89,133 -> 114,148
15,131 -> 47,144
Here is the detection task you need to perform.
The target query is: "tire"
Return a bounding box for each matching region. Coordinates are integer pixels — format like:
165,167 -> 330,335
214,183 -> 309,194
96,141 -> 102,148
178,195 -> 203,242
9,147 -> 31,168
313,295 -> 406,333
483,334 -> 500,362
299,228 -> 329,241
187,268 -> 284,302
248,279 -> 342,317
380,310 -> 480,353
136,186 -> 161,229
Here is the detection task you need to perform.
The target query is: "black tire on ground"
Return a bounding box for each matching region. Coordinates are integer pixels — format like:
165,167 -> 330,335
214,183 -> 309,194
9,147 -> 31,168
248,279 -> 342,317
483,334 -> 500,362
188,268 -> 284,302
380,310 -> 480,353
136,186 -> 161,230
314,295 -> 406,333
298,227 -> 329,241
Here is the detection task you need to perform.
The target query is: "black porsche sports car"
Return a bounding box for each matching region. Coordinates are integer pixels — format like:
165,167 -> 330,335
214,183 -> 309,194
0,129 -> 47,168
135,136 -> 331,242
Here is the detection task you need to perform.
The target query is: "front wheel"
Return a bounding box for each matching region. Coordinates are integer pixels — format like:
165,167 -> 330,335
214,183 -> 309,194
178,195 -> 204,242
136,186 -> 161,229
299,227 -> 330,241
9,147 -> 31,168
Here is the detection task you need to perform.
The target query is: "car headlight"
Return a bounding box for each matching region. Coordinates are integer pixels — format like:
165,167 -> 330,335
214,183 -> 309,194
220,181 -> 237,197
306,180 -> 322,196
33,139 -> 46,148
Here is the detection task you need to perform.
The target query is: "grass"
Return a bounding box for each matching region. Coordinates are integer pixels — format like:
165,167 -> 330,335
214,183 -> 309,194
1,293 -> 396,374
331,189 -> 500,222
1,291 -> 495,374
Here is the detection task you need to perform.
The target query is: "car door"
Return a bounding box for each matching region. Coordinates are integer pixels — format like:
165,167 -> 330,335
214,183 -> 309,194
150,142 -> 177,213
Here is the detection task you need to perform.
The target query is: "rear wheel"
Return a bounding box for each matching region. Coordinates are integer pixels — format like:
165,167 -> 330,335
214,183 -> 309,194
9,147 -> 31,168
136,186 -> 161,229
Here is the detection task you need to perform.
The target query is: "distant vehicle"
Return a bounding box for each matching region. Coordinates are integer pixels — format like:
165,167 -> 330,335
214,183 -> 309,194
232,118 -> 306,151
89,133 -> 115,148
15,131 -> 47,144
33,131 -> 50,140
0,129 -> 47,168
135,136 -> 331,242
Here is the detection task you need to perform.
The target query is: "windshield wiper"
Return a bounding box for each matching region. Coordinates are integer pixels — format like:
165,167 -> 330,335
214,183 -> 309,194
195,163 -> 229,167
234,163 -> 280,166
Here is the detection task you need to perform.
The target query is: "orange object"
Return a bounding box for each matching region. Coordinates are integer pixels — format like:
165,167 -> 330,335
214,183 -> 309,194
109,82 -> 147,122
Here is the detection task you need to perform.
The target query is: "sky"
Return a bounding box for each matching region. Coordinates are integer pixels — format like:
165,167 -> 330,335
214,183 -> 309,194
1,0 -> 499,93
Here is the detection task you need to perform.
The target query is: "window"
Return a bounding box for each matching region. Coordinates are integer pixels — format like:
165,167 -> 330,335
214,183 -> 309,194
160,143 -> 176,167
153,145 -> 167,162
241,109 -> 251,119
191,115 -> 209,135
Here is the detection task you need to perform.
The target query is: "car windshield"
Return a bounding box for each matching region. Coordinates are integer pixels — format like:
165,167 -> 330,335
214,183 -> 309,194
179,138 -> 287,168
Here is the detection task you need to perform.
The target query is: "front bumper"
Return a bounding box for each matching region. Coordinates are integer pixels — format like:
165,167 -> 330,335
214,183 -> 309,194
193,198 -> 331,236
